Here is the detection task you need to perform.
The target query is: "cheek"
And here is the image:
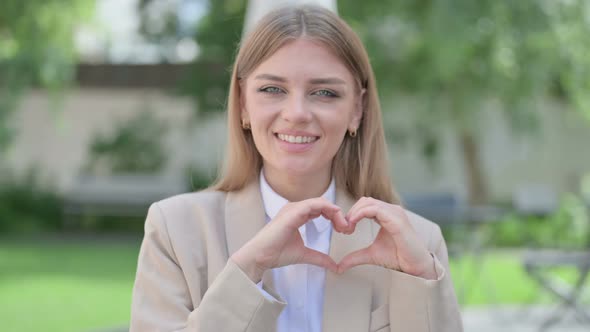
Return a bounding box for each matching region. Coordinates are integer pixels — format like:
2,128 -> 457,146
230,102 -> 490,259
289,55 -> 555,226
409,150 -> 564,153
246,106 -> 275,151
320,106 -> 355,135
246,94 -> 279,121
245,103 -> 267,130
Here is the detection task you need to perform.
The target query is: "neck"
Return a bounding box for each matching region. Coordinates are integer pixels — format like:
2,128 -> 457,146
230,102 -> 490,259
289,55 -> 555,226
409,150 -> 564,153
263,167 -> 332,202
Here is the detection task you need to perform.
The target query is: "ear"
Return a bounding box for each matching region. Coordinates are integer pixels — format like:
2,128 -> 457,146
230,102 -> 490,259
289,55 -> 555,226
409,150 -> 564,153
349,88 -> 366,130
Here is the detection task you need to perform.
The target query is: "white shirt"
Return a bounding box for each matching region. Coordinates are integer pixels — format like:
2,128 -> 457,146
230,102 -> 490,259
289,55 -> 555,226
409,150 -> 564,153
257,171 -> 335,332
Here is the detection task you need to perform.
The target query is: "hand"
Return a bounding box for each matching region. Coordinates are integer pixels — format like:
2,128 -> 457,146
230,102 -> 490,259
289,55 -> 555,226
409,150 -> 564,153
338,197 -> 437,280
231,197 -> 349,283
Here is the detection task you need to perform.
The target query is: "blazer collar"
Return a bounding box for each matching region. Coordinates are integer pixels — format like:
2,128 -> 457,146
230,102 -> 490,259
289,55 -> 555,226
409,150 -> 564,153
224,179 -> 266,258
225,180 -> 373,331
224,179 -> 277,290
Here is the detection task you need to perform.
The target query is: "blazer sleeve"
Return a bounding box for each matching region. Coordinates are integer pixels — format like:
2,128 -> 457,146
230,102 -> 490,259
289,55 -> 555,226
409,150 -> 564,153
386,224 -> 464,332
130,203 -> 286,332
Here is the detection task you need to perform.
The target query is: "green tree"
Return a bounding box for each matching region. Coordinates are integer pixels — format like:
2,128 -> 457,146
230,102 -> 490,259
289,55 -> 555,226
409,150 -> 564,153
338,0 -> 590,203
0,0 -> 93,152
138,0 -> 246,114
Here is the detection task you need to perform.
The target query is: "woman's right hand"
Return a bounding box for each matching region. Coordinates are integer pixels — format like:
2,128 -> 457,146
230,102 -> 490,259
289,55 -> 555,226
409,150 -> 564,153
230,197 -> 349,283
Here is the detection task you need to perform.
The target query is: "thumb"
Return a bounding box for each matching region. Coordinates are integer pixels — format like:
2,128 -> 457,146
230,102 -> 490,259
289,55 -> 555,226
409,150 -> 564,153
337,247 -> 373,274
299,248 -> 338,273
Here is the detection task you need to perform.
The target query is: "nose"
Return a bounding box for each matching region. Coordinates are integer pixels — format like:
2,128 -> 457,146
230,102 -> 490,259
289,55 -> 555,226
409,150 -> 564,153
281,93 -> 312,123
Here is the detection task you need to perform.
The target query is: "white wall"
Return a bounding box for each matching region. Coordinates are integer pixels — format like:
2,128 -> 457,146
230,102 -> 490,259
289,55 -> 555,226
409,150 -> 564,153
385,97 -> 590,200
4,88 -> 590,202
5,88 -> 196,190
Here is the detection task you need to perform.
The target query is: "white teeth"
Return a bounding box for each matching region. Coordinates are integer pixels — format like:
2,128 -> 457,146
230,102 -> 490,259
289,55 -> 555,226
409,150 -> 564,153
277,133 -> 317,144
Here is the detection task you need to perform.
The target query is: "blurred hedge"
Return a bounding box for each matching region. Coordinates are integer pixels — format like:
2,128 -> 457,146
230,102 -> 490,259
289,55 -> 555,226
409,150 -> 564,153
459,193 -> 590,249
0,168 -> 63,232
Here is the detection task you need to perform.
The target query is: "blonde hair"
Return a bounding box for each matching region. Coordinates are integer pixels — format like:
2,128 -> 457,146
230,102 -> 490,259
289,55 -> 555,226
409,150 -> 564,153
212,5 -> 399,204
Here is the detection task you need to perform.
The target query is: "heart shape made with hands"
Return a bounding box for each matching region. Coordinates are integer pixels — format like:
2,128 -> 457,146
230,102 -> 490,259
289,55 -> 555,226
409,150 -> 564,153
324,197 -> 436,279
231,196 -> 438,283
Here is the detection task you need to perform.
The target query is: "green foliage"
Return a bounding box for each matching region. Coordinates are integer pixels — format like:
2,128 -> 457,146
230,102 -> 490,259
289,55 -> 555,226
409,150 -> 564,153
84,111 -> 169,174
0,0 -> 93,152
549,1 -> 590,123
183,0 -> 246,114
337,0 -> 590,201
0,168 -> 63,233
138,0 -> 246,115
338,0 -> 590,125
485,193 -> 590,248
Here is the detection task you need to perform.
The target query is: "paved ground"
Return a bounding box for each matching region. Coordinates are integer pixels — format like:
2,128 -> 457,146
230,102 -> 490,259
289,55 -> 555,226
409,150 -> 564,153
93,306 -> 590,332
463,306 -> 590,332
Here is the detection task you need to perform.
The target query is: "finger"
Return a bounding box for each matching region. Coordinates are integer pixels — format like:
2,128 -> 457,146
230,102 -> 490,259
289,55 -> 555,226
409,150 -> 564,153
349,205 -> 405,235
296,198 -> 349,231
337,247 -> 373,274
321,207 -> 349,233
345,196 -> 373,220
348,204 -> 385,228
300,248 -> 338,273
345,197 -> 378,233
280,199 -> 334,230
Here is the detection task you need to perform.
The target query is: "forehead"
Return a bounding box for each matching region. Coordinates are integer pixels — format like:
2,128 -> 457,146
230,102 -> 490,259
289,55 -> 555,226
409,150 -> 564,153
249,38 -> 355,83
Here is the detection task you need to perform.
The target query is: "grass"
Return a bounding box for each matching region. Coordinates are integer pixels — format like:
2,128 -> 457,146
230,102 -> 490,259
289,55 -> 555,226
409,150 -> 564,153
450,251 -> 572,306
1,235 -> 589,332
0,234 -> 141,332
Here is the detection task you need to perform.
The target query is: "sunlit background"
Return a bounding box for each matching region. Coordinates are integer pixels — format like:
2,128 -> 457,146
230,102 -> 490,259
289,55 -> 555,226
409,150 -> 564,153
1,0 -> 590,331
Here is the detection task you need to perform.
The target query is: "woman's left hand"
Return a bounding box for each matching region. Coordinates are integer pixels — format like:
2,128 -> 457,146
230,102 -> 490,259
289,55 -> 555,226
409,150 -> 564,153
337,197 -> 438,280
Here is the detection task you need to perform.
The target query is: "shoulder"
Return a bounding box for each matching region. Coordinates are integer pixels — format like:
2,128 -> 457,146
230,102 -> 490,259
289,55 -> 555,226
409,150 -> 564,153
144,189 -> 231,263
147,189 -> 228,234
155,189 -> 227,216
404,209 -> 444,250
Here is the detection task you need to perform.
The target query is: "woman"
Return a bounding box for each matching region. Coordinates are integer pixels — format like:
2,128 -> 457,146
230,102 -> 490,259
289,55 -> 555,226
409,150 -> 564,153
130,5 -> 462,332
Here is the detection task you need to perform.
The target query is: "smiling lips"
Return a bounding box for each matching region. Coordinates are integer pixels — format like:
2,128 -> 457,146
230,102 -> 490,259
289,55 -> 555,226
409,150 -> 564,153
277,133 -> 319,144
274,132 -> 319,152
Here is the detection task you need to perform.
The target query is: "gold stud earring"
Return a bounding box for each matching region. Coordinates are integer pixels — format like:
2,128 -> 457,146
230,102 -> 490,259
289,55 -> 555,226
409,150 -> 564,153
242,120 -> 251,130
349,129 -> 357,137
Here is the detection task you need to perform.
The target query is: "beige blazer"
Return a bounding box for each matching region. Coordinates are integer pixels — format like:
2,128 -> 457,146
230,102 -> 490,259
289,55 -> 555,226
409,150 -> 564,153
130,180 -> 463,332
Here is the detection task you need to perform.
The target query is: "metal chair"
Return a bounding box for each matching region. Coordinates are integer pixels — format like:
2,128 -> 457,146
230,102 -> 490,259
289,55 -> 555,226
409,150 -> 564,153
520,180 -> 590,331
523,250 -> 590,330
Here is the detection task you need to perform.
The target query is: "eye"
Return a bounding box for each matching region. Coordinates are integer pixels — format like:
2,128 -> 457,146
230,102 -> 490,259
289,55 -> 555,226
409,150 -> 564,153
258,86 -> 284,94
313,89 -> 338,98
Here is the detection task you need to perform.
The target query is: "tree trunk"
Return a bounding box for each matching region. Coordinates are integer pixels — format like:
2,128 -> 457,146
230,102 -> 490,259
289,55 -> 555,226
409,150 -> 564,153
458,130 -> 488,204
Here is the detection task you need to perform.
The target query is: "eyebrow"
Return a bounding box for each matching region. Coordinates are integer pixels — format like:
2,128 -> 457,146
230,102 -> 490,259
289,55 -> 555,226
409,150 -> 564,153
254,74 -> 346,85
254,74 -> 287,82
309,77 -> 346,85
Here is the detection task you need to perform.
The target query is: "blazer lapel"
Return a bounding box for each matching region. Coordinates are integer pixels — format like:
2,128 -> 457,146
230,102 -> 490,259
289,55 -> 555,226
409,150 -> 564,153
224,179 -> 277,290
224,179 -> 266,257
323,188 -> 374,332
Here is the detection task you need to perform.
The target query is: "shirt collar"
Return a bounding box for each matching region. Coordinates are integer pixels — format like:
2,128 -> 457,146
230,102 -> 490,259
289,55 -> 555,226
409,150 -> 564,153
260,169 -> 335,233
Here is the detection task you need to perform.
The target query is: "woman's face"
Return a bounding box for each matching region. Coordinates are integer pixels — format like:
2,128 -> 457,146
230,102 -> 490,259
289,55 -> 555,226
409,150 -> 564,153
241,38 -> 363,179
